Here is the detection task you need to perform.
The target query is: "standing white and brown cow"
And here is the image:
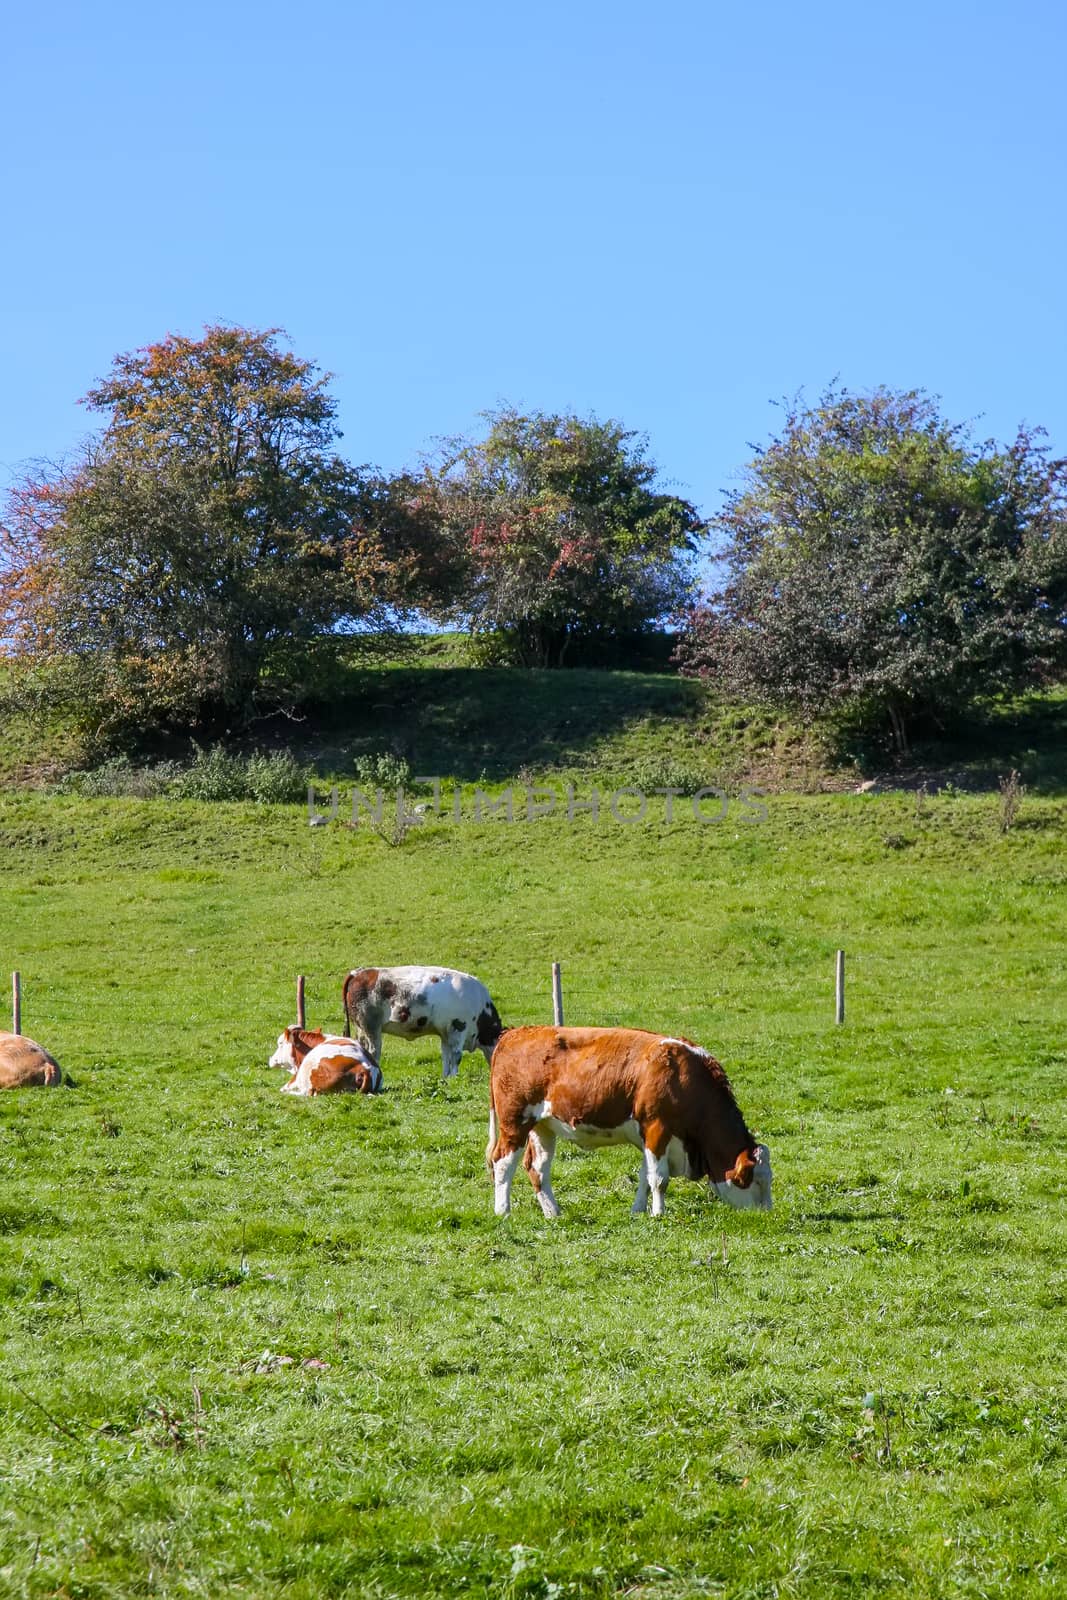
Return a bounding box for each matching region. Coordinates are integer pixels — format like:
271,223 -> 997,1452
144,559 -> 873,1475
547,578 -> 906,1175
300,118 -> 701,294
341,966 -> 503,1079
269,1027 -> 382,1096
487,1026 -> 772,1218
0,1032 -> 64,1089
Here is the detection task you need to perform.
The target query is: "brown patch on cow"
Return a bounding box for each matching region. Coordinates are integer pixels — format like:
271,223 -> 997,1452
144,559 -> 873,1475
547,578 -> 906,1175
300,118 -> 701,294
379,978 -> 396,1000
524,1141 -> 541,1190
309,1053 -> 380,1095
431,975 -> 441,983
396,1005 -> 411,1022
0,1032 -> 63,1090
642,1118 -> 672,1159
341,970 -> 379,1036
285,1027 -> 327,1065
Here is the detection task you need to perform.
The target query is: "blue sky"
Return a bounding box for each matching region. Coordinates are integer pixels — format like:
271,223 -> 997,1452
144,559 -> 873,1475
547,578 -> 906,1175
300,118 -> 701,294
3,0 -> 1064,530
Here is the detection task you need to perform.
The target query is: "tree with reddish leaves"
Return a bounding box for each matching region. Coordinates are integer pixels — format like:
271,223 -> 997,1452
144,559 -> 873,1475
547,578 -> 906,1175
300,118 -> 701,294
422,407 -> 705,666
1,326 -> 445,741
676,387 -> 1067,755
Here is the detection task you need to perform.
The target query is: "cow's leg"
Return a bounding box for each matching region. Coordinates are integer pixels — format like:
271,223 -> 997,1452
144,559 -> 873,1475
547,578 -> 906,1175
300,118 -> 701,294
643,1147 -> 670,1217
486,1104 -> 499,1171
440,1035 -> 463,1080
480,1043 -> 495,1071
632,1161 -> 650,1215
526,1126 -> 560,1219
642,1121 -> 672,1217
491,1136 -> 525,1217
281,1063 -> 310,1096
358,1025 -> 382,1065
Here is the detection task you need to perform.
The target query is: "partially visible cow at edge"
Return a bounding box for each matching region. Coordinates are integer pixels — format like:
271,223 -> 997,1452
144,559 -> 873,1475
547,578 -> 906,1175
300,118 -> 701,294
487,1026 -> 772,1218
342,966 -> 504,1079
0,1032 -> 64,1089
269,1027 -> 382,1096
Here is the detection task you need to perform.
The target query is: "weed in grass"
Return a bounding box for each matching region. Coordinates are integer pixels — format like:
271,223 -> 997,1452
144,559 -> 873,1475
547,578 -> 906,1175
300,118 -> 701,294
999,767 -> 1026,832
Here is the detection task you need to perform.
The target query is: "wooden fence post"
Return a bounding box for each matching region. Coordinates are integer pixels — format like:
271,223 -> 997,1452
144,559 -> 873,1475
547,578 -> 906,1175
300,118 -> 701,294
835,950 -> 845,1025
551,962 -> 564,1027
11,972 -> 21,1035
296,975 -> 306,1029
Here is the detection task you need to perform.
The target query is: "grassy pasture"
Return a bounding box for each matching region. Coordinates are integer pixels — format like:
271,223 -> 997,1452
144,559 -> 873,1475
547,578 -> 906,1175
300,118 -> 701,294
0,782 -> 1065,1598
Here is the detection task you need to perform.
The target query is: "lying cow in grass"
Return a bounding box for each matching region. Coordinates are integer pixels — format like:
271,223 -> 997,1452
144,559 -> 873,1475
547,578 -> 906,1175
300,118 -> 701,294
0,1032 -> 64,1089
487,1026 -> 772,1218
269,1027 -> 382,1096
342,965 -> 503,1079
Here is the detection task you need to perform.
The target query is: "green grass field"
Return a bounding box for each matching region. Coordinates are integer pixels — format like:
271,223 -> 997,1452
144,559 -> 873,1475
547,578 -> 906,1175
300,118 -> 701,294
1,752 -> 1066,1595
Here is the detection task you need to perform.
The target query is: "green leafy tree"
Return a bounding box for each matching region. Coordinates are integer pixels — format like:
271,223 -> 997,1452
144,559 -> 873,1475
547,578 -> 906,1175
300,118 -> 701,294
1,326 -> 429,739
423,407 -> 705,665
676,388 -> 1067,753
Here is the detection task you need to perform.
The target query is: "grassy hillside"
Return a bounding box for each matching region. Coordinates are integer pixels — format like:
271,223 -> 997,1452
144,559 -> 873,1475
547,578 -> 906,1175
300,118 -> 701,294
0,781 -> 1065,1597
4,637 -> 1067,793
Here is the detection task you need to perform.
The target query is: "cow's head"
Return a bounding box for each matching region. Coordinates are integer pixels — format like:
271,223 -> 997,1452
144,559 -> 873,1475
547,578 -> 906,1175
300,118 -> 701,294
269,1030 -> 296,1070
710,1144 -> 772,1210
268,1026 -> 324,1071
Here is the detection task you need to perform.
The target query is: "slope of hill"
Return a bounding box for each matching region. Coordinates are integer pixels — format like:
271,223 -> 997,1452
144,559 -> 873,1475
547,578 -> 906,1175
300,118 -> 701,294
3,636 -> 1066,794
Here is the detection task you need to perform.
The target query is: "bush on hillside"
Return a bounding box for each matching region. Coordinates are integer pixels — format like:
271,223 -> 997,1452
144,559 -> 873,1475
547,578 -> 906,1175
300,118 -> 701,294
677,386 -> 1067,755
352,750 -> 413,790
624,753 -> 716,793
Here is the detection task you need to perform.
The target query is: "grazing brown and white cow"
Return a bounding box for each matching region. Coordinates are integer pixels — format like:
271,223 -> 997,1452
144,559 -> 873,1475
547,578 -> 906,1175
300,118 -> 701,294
0,1032 -> 63,1089
342,965 -> 503,1079
487,1027 -> 772,1218
269,1027 -> 382,1097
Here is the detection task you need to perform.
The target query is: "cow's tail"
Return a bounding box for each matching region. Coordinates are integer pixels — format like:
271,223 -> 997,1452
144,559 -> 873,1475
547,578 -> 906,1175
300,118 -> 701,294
486,1080 -> 499,1172
341,972 -> 354,1038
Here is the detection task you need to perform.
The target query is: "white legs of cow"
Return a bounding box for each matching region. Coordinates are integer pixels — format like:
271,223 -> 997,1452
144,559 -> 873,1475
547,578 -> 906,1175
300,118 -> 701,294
356,1026 -> 489,1081
633,1147 -> 671,1217
493,1131 -> 665,1219
493,1148 -> 524,1216
525,1127 -> 560,1219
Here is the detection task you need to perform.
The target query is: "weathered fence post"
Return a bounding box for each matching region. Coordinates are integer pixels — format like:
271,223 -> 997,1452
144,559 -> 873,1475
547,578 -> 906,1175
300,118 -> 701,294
296,975 -> 306,1029
551,962 -> 564,1027
835,950 -> 845,1025
11,972 -> 21,1035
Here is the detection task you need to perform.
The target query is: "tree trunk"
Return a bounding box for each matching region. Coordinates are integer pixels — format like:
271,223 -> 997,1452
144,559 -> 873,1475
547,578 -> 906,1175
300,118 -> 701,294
887,700 -> 909,759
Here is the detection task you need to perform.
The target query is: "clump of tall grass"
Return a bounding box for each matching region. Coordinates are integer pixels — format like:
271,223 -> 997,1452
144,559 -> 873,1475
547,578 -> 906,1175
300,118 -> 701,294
57,756 -> 184,799
624,752 -> 715,793
57,746 -> 308,804
352,750 -> 413,790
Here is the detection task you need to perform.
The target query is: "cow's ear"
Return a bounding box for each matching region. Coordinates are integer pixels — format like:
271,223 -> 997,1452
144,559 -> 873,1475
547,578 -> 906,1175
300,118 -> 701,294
725,1150 -> 756,1188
